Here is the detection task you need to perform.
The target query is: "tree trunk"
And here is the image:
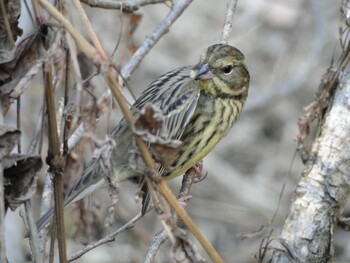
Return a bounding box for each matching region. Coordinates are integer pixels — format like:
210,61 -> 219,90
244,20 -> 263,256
271,48 -> 350,263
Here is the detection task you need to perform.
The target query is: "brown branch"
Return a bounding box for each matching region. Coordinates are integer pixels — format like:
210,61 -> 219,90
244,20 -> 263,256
63,50 -> 71,156
72,0 -> 108,60
16,98 -> 21,153
44,65 -> 67,263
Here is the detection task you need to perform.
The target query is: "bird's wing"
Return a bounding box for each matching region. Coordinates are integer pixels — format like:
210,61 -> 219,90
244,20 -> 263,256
133,66 -> 200,140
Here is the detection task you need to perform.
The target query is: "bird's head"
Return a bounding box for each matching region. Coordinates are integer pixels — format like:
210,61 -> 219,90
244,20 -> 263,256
191,44 -> 250,100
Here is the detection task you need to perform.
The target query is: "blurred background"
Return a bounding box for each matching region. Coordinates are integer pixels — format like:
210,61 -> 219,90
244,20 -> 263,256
4,0 -> 347,262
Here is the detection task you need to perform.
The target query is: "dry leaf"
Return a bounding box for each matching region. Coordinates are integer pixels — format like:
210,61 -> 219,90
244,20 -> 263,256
132,104 -> 181,168
0,126 -> 21,160
297,67 -> 337,162
124,12 -> 142,54
4,154 -> 42,211
0,35 -> 41,112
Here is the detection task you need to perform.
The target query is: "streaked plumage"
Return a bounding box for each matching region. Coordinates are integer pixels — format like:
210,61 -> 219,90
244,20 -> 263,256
33,44 -> 249,233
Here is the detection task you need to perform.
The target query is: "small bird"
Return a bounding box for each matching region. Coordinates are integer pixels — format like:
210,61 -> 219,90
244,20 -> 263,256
34,44 -> 250,233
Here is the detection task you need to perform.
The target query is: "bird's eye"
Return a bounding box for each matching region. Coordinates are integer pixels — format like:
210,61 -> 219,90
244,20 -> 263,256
222,65 -> 233,75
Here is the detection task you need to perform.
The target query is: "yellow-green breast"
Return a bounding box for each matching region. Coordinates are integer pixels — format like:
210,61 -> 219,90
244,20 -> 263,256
163,90 -> 244,179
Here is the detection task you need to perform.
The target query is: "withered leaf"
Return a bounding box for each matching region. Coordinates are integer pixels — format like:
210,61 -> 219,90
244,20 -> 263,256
0,34 -> 41,113
132,104 -> 181,169
0,126 -> 21,160
297,116 -> 309,142
124,12 -> 142,54
0,34 -> 38,83
4,154 -> 43,211
297,67 -> 337,163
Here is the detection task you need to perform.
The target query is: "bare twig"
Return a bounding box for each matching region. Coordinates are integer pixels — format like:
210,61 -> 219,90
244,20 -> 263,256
38,173 -> 54,255
37,0 -> 100,61
68,212 -> 143,262
144,167 -> 203,262
70,168 -> 203,263
81,0 -> 167,10
220,0 -> 238,44
16,98 -> 21,153
63,50 -> 71,156
27,103 -> 44,154
120,0 -> 194,79
23,201 -> 43,263
64,32 -> 84,132
72,0 -> 107,59
143,230 -> 168,263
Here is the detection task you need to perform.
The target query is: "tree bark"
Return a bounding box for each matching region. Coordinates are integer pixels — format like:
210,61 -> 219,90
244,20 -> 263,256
271,54 -> 350,262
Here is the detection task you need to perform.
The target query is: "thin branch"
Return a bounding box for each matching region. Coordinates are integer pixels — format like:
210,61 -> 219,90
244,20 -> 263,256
81,0 -> 167,10
63,50 -> 71,156
220,0 -> 238,44
72,0 -> 108,60
23,201 -> 43,263
37,0 -> 100,61
27,103 -> 44,154
64,32 -> 84,132
120,0 -> 193,79
144,168 -> 200,262
38,173 -> 54,256
68,212 -> 143,262
143,230 -> 168,263
16,98 -> 21,153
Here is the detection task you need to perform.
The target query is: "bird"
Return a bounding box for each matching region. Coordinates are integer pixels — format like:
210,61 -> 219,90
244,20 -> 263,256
33,43 -> 250,234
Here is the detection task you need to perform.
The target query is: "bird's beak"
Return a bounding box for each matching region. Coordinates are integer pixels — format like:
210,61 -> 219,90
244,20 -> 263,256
193,63 -> 214,80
